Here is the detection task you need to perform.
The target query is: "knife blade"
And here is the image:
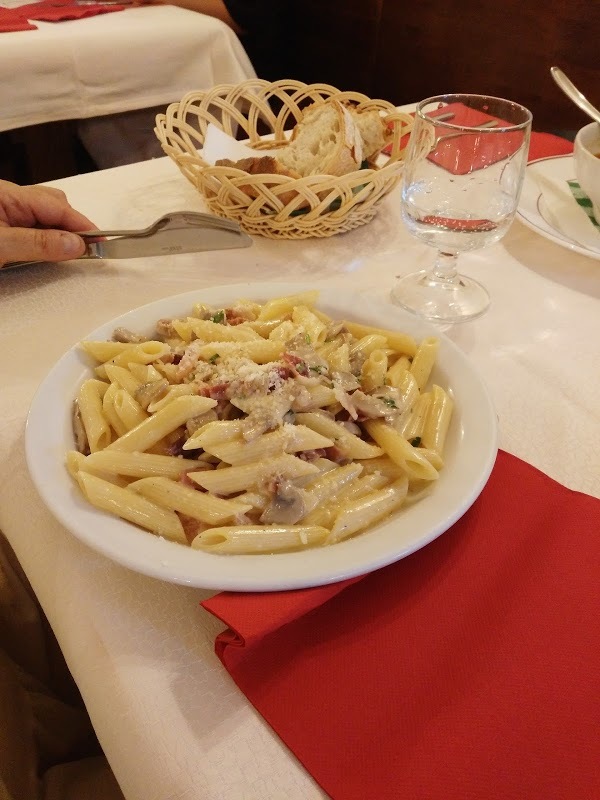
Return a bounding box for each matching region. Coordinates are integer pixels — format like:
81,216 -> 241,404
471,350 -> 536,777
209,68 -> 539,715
85,222 -> 252,259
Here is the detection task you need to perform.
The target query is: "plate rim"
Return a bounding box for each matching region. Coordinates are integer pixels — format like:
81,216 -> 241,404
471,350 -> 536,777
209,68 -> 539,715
25,281 -> 498,592
516,153 -> 600,261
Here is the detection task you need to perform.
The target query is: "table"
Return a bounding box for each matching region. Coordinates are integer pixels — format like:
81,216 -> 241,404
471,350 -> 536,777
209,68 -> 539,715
0,4 -> 256,179
1,146 -> 599,799
0,5 -> 255,133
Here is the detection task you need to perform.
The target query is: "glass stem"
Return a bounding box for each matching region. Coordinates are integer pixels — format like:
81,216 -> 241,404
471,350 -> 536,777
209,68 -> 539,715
431,250 -> 459,284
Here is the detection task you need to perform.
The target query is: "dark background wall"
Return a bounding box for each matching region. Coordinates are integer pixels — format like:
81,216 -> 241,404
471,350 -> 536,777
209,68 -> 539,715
272,0 -> 599,133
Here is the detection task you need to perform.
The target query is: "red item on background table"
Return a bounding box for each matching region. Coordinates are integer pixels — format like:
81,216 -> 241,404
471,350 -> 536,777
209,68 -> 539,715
26,0 -> 126,21
0,0 -> 125,31
202,134 -> 593,800
203,449 -> 600,800
0,8 -> 36,30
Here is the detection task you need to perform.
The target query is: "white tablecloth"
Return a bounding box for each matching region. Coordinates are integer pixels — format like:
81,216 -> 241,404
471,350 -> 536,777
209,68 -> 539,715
0,148 -> 599,799
0,5 -> 255,132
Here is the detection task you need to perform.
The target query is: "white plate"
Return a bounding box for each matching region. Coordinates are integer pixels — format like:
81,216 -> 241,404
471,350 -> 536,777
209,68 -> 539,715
517,154 -> 600,260
25,282 -> 497,592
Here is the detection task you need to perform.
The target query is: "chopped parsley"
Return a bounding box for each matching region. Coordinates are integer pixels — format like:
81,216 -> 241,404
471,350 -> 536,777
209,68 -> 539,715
380,397 -> 398,408
409,436 -> 421,447
309,365 -> 326,374
304,332 -> 311,344
210,310 -> 225,324
208,353 -> 219,363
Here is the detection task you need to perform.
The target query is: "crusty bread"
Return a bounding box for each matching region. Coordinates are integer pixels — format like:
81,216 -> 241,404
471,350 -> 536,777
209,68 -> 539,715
215,154 -> 300,179
212,99 -> 386,205
349,107 -> 387,162
278,100 -> 363,177
215,155 -> 301,205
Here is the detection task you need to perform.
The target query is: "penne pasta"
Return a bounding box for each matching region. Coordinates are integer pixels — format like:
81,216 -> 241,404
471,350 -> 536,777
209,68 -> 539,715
296,413 -> 383,459
421,384 -> 454,457
77,379 -> 112,453
69,292 -> 454,552
128,477 -> 251,524
105,395 -> 216,453
342,321 -> 418,357
77,472 -> 186,543
328,476 -> 409,543
188,453 -> 319,495
410,337 -> 440,391
82,450 -> 210,479
363,420 -> 439,482
192,524 -> 329,554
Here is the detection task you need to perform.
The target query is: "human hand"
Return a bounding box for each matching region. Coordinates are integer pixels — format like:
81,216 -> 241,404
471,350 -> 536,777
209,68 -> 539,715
0,180 -> 96,268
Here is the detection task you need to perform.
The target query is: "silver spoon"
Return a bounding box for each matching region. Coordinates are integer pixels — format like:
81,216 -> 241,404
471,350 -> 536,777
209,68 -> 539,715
550,66 -> 600,126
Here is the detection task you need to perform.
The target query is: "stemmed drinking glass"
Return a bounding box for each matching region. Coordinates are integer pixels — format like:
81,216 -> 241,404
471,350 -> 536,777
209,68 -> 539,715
391,93 -> 532,323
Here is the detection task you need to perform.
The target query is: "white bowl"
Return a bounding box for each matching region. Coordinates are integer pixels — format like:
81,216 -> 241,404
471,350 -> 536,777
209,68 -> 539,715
574,122 -> 600,220
25,282 -> 497,592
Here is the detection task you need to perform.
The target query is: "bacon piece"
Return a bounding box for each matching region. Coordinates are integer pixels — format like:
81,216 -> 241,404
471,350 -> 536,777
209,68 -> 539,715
176,512 -> 209,545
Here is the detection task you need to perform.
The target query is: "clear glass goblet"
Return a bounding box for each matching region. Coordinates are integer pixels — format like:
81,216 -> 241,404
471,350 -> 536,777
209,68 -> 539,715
391,93 -> 532,323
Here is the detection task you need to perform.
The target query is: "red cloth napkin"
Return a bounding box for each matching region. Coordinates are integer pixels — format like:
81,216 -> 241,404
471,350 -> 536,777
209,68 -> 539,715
0,0 -> 125,30
0,8 -> 37,30
383,105 -> 574,170
202,450 -> 600,799
26,0 -> 126,21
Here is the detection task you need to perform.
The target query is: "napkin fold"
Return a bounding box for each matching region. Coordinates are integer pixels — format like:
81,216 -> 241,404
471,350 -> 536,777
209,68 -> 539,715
0,0 -> 125,29
202,450 -> 600,799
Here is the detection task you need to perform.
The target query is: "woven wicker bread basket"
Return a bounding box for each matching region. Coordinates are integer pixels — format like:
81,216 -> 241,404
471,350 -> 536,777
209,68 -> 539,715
155,79 -> 414,240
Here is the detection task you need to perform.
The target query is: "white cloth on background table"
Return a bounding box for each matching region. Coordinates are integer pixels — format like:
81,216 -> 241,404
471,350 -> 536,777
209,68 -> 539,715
0,6 -> 255,135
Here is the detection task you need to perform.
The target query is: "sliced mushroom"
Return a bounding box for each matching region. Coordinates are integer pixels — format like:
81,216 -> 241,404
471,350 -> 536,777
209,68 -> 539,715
111,327 -> 148,344
185,409 -> 218,436
350,390 -> 389,419
155,318 -> 177,339
72,400 -> 89,455
332,371 -> 360,392
134,379 -> 169,410
260,480 -> 307,525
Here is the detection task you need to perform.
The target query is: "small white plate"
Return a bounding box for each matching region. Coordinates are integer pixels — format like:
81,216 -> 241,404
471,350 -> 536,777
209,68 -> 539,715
25,282 -> 498,592
517,154 -> 600,260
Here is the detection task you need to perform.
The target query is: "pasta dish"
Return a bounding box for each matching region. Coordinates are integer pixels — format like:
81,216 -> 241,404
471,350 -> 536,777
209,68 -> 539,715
67,290 -> 453,554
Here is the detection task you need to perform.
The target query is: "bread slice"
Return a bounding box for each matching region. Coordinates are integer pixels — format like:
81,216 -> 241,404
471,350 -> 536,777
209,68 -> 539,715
349,107 -> 387,162
215,155 -> 301,205
212,98 -> 386,208
278,100 -> 363,177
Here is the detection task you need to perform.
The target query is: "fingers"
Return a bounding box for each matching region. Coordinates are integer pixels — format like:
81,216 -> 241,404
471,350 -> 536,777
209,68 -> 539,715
23,186 -> 97,232
0,181 -> 96,232
0,226 -> 86,268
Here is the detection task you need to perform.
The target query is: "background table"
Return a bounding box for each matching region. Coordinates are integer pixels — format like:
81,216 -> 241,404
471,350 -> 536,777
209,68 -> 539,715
0,4 -> 255,181
0,5 -> 254,132
0,147 -> 598,798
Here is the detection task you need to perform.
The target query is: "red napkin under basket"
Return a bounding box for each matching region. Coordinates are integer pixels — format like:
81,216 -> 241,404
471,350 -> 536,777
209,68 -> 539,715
384,103 -> 573,174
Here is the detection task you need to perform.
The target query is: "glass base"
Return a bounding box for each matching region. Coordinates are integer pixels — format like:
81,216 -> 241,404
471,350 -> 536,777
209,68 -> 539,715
390,269 -> 490,323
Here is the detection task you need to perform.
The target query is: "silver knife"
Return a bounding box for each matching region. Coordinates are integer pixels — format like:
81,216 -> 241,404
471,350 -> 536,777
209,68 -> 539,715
2,211 -> 252,271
